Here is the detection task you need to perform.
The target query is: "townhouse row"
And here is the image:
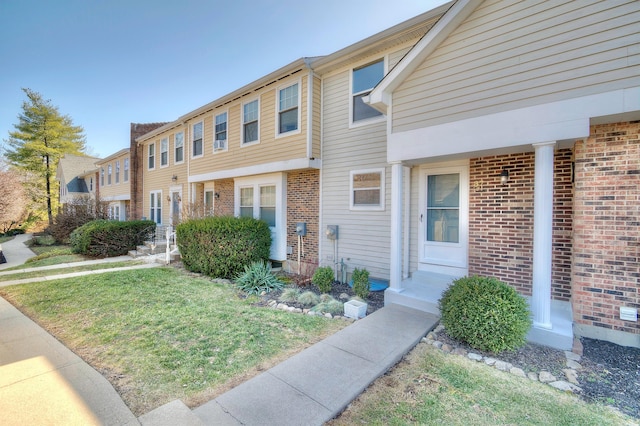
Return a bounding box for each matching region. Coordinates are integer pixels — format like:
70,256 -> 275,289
58,0 -> 640,350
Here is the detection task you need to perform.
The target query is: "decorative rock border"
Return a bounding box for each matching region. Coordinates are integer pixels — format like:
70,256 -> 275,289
266,299 -> 356,321
424,324 -> 583,394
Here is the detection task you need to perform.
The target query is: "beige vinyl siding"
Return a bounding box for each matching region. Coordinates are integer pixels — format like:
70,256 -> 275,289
97,153 -> 130,200
188,75 -> 309,176
393,0 -> 640,133
312,75 -> 322,159
321,68 -> 391,279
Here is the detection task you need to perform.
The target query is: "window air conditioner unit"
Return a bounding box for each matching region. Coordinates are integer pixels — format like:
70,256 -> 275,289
214,139 -> 226,151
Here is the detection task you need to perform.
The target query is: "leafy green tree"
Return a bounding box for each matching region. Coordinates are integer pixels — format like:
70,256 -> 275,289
4,89 -> 86,226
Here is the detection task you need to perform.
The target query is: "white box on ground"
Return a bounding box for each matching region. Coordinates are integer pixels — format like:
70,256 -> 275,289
344,300 -> 367,319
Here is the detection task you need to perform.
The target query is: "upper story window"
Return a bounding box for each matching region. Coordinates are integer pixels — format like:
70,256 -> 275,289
148,143 -> 155,170
192,122 -> 203,157
214,112 -> 227,151
160,137 -> 169,166
100,168 -> 105,186
174,132 -> 184,164
115,160 -> 120,184
243,100 -> 259,144
107,164 -> 112,185
352,59 -> 384,123
89,177 -> 93,192
350,168 -> 385,211
124,158 -> 129,182
278,83 -> 298,135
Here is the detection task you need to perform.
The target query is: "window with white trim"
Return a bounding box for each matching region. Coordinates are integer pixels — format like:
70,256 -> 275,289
115,160 -> 120,184
205,190 -> 214,215
174,132 -> 184,164
160,137 -> 169,166
100,168 -> 105,186
192,122 -> 203,157
242,100 -> 259,144
350,169 -> 385,210
214,112 -> 227,151
352,59 -> 384,123
148,143 -> 155,170
259,185 -> 276,227
107,164 -> 112,185
89,177 -> 93,192
278,83 -> 298,134
240,187 -> 253,218
149,190 -> 162,224
124,158 -> 129,182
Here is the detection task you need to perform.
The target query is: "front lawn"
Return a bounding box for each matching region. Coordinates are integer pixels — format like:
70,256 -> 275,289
0,267 -> 346,415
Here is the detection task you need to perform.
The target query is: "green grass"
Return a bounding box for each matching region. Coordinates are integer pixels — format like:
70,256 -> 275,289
0,267 -> 346,415
0,261 -> 143,281
329,343 -> 633,426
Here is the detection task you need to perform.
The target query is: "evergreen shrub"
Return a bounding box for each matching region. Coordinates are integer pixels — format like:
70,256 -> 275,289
438,276 -> 532,353
176,216 -> 271,279
352,268 -> 370,299
312,266 -> 334,293
70,219 -> 155,257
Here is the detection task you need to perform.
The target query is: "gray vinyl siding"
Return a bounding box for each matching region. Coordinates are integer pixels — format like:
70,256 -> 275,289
393,0 -> 640,133
321,67 -> 391,280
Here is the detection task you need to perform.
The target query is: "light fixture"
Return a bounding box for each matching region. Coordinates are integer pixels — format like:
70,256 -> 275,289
171,175 -> 178,182
214,192 -> 220,199
500,168 -> 509,185
166,195 -> 171,202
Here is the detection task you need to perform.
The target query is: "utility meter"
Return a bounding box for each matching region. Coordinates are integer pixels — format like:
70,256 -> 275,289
296,222 -> 307,236
326,225 -> 338,240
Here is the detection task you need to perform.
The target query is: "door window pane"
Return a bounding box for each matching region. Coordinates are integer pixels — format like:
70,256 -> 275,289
240,187 -> 253,218
260,185 -> 276,227
426,174 -> 459,243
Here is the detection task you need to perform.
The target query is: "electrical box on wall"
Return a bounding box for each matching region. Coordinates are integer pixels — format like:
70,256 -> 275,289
296,222 -> 307,236
326,225 -> 338,240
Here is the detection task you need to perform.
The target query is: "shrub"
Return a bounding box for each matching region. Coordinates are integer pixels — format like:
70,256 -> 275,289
438,276 -> 532,353
279,288 -> 300,303
177,216 -> 271,279
352,268 -> 370,299
311,297 -> 343,316
297,291 -> 321,307
235,261 -> 284,295
70,220 -> 155,257
312,266 -> 334,293
48,197 -> 109,243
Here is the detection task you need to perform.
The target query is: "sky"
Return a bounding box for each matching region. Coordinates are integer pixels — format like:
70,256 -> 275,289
1,0 -> 449,158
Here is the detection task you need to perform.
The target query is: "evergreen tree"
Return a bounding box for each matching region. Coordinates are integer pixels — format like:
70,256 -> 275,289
4,89 -> 86,226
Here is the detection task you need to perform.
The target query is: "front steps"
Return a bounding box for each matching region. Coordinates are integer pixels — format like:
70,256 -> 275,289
128,240 -> 180,262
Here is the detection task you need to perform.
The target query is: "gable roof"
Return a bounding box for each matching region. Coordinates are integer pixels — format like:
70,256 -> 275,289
366,0 -> 482,113
56,154 -> 100,193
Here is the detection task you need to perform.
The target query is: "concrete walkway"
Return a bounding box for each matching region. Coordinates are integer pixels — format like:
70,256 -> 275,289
0,233 -> 37,269
0,234 -> 440,425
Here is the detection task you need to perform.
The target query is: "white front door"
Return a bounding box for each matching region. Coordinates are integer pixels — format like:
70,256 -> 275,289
418,164 -> 468,276
170,186 -> 182,225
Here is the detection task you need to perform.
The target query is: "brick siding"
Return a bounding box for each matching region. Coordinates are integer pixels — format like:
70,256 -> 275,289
286,170 -> 320,266
213,179 -> 235,216
573,121 -> 639,335
468,149 -> 573,301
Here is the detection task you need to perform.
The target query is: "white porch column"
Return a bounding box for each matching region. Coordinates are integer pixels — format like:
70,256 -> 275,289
389,161 -> 404,292
532,141 -> 556,329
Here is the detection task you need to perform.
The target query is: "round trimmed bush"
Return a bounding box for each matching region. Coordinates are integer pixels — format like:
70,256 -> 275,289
438,276 -> 532,353
312,266 -> 334,293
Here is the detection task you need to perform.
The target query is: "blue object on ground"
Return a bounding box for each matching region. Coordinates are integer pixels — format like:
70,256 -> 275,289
348,277 -> 389,292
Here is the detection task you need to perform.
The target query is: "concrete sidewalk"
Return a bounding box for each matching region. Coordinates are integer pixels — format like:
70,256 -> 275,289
140,304 -> 439,426
0,296 -> 139,425
0,233 -> 37,270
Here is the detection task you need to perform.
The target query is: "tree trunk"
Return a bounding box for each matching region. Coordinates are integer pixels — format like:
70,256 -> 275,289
45,154 -> 53,227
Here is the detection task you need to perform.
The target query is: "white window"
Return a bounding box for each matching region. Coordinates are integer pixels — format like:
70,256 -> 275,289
100,168 -> 104,186
174,132 -> 184,164
148,143 -> 155,170
240,187 -> 253,218
259,185 -> 276,227
149,190 -> 162,224
124,158 -> 129,182
242,99 -> 259,144
115,160 -> 120,184
107,164 -> 112,185
352,59 -> 384,123
350,169 -> 385,211
214,112 -> 227,151
192,122 -> 203,157
278,83 -> 298,135
205,190 -> 214,215
160,137 -> 168,166
89,177 -> 93,192
109,204 -> 120,221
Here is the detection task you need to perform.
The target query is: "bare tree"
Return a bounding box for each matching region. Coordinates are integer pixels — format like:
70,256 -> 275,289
0,169 -> 29,233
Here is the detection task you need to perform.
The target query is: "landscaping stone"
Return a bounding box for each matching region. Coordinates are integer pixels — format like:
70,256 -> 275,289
441,343 -> 453,353
563,369 -> 580,385
426,332 -> 436,340
453,348 -> 467,357
495,360 -> 512,372
484,357 -> 497,366
566,359 -> 582,370
565,350 -> 581,362
432,341 -> 443,349
468,353 -> 483,362
339,293 -> 349,300
549,380 -> 582,393
539,371 -> 557,383
510,367 -> 526,378
527,372 -> 539,381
